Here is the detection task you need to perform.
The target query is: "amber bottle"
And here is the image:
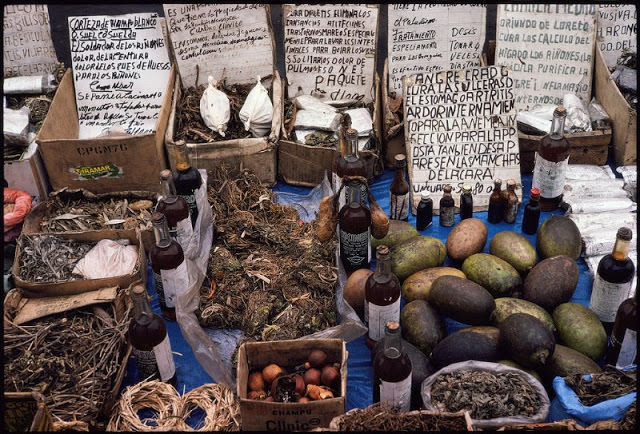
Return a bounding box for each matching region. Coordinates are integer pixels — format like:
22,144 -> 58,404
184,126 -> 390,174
501,179 -> 518,223
521,188 -> 541,235
389,154 -> 410,221
605,292 -> 638,368
373,321 -> 412,412
338,179 -> 371,273
459,184 -> 473,220
173,140 -> 202,227
156,169 -> 192,244
150,212 -> 187,321
365,246 -> 401,346
487,178 -> 503,224
129,284 -> 177,386
532,106 -> 570,211
439,185 -> 454,227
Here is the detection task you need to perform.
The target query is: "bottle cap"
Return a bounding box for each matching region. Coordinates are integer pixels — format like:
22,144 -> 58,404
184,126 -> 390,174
530,187 -> 540,198
494,178 -> 502,186
420,190 -> 430,200
386,321 -> 400,331
376,245 -> 390,256
617,227 -> 633,241
132,284 -> 146,295
554,105 -> 566,116
345,128 -> 358,137
151,211 -> 166,224
443,184 -> 452,193
506,179 -> 516,188
159,169 -> 172,180
395,154 -> 406,163
462,184 -> 472,193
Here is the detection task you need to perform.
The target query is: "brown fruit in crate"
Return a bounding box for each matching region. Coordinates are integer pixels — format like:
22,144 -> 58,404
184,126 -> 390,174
343,268 -> 372,313
248,390 -> 266,400
303,368 -> 322,386
297,396 -> 310,403
262,363 -> 283,386
306,384 -> 334,400
321,365 -> 340,387
308,349 -> 329,368
248,371 -> 265,392
293,374 -> 305,396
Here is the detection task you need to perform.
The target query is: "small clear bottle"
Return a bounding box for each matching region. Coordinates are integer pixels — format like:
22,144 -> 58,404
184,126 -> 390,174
487,178 -> 503,224
459,184 -> 473,220
416,191 -> 433,231
373,321 -> 412,412
389,154 -> 410,221
439,185 -> 455,227
501,179 -> 518,224
365,246 -> 402,346
521,187 -> 541,235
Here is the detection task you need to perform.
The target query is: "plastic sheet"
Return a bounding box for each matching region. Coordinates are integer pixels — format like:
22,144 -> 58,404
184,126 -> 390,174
563,93 -> 592,132
273,173 -> 333,222
564,164 -> 616,180
587,98 -> 611,130
3,106 -> 30,146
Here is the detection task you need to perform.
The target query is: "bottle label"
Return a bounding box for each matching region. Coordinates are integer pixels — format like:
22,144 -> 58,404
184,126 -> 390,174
390,193 -> 409,220
154,335 -> 176,382
133,348 -> 160,382
532,153 -> 568,199
153,271 -> 168,307
339,228 -> 370,269
379,373 -> 411,412
439,206 -> 454,227
366,298 -> 401,341
615,328 -> 637,368
176,217 -> 193,249
179,193 -> 198,226
589,274 -> 633,323
160,260 -> 188,309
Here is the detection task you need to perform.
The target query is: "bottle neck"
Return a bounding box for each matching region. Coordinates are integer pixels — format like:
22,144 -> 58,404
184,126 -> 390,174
383,328 -> 402,359
175,145 -> 192,172
374,253 -> 392,278
131,290 -> 154,325
153,219 -> 172,248
443,191 -> 452,199
347,182 -> 362,206
346,135 -> 359,160
612,238 -> 631,261
550,113 -> 566,139
394,162 -> 405,179
530,196 -> 540,204
160,177 -> 178,202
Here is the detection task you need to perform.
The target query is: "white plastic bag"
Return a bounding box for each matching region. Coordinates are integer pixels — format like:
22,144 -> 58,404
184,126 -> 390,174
72,239 -> 138,278
3,106 -> 30,146
239,75 -> 273,137
563,93 -> 592,132
200,76 -> 230,136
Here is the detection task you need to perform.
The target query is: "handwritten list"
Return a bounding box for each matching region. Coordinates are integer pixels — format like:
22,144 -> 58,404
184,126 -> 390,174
596,4 -> 637,70
403,66 -> 522,213
68,13 -> 172,139
387,4 -> 486,94
3,4 -> 59,76
283,4 -> 378,103
495,4 -> 596,111
163,4 -> 273,88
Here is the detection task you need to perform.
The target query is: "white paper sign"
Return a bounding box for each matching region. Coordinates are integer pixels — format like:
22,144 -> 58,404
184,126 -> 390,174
163,4 -> 274,88
495,4 -> 596,111
283,4 -> 378,103
596,4 -> 637,70
403,66 -> 522,213
387,4 -> 486,94
3,4 -> 59,76
68,13 -> 172,139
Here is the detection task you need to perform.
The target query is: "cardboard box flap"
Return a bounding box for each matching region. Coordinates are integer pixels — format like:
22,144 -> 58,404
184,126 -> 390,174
163,4 -> 276,88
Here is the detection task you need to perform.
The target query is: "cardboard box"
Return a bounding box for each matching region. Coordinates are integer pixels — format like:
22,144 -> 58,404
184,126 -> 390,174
35,67 -> 174,194
12,229 -> 145,297
3,141 -> 51,202
2,392 -> 53,432
594,45 -> 637,166
237,338 -> 347,431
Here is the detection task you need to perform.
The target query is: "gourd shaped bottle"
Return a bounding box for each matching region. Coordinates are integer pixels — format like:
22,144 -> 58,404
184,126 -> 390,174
129,284 -> 177,386
532,105 -> 570,211
156,169 -> 192,246
389,154 -> 410,221
373,321 -> 412,412
459,184 -> 473,220
173,140 -> 202,227
487,178 -> 503,224
365,245 -> 401,345
338,179 -> 370,273
335,128 -> 367,210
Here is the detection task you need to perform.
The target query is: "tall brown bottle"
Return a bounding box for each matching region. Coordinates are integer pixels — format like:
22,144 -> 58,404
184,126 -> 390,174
532,106 -> 570,211
156,169 -> 192,245
373,321 -> 412,412
605,292 -> 638,368
487,178 -> 503,223
389,154 -> 410,221
334,128 -> 367,210
129,284 -> 177,386
365,246 -> 401,347
173,140 -> 202,227
150,212 -> 187,321
338,179 -> 371,273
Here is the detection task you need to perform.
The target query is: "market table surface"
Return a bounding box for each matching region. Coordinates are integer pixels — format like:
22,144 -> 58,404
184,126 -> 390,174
121,168 -> 596,416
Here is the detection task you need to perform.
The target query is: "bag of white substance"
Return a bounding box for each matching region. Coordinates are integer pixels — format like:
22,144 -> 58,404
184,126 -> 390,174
295,95 -> 337,113
564,164 -> 616,180
3,106 -> 31,146
569,212 -> 638,235
582,225 -> 636,257
617,166 -> 637,201
563,93 -> 592,132
561,180 -> 629,202
564,197 -> 636,214
73,239 -> 138,278
239,76 -> 273,137
200,76 -> 230,136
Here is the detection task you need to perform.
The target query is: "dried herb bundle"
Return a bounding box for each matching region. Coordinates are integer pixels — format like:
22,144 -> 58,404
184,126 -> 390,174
565,367 -> 636,407
333,402 -> 469,431
17,235 -> 95,283
4,303 -> 131,430
430,370 -> 543,420
38,195 -> 154,233
198,165 -> 337,341
175,75 -> 272,143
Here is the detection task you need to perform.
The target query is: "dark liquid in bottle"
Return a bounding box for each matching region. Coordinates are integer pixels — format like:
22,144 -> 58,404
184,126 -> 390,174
416,198 -> 433,230
522,198 -> 540,235
150,242 -> 184,321
596,255 -> 635,333
156,197 -> 189,236
372,349 -> 412,403
460,194 -> 473,219
537,134 -> 570,211
365,276 -> 401,348
339,203 -> 371,273
129,315 -> 177,386
174,168 -> 202,226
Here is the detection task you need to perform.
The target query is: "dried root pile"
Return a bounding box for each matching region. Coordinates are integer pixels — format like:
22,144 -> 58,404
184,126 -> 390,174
333,402 -> 469,431
17,235 -> 95,283
198,166 -> 337,341
565,366 -> 636,407
4,303 -> 131,430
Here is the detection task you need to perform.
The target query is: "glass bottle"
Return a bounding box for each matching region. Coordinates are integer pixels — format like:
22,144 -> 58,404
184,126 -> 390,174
373,321 -> 412,412
129,283 -> 177,386
365,246 -> 401,346
589,227 -> 635,331
487,178 -> 503,224
334,128 -> 367,210
416,190 -> 433,231
150,212 -> 188,321
501,179 -> 518,223
389,154 -> 410,221
338,179 -> 371,273
605,292 -> 638,368
459,184 -> 473,220
173,140 -> 202,227
156,169 -> 192,245
521,187 -> 541,235
532,105 -> 570,211
439,184 -> 454,227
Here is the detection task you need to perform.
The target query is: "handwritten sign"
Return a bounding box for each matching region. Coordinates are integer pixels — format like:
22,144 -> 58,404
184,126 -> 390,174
3,4 -> 58,76
283,4 -> 378,103
68,13 -> 172,139
596,4 -> 637,70
403,66 -> 522,213
387,4 -> 486,94
495,4 -> 596,111
163,4 -> 273,88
